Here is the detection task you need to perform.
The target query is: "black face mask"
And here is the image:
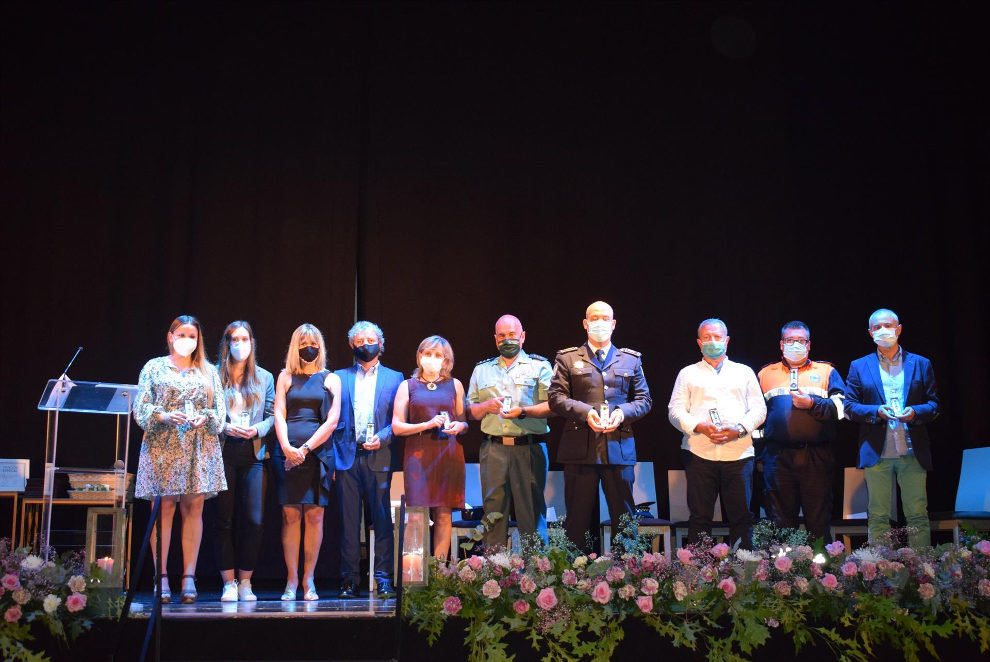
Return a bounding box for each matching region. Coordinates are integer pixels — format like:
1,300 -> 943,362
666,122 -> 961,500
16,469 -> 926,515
353,343 -> 381,362
497,338 -> 521,359
299,346 -> 319,363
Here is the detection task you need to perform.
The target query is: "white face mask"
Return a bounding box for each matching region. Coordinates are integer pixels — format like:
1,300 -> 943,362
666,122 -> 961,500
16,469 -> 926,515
782,342 -> 809,364
420,356 -> 443,375
172,337 -> 197,358
872,327 -> 898,349
587,320 -> 612,343
230,341 -> 251,362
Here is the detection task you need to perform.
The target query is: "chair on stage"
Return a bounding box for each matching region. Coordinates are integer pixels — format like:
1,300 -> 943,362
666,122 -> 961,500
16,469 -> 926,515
930,447 -> 990,544
668,469 -> 728,549
599,462 -> 672,561
544,469 -> 566,530
829,467 -> 897,550
450,463 -> 516,560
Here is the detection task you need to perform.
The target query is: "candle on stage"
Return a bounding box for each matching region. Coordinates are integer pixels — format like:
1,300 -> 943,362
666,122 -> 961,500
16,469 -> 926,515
402,553 -> 423,582
97,556 -> 114,573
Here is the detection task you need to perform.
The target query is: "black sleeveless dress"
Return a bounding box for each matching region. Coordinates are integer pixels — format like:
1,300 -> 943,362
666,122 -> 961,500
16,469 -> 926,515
272,370 -> 333,506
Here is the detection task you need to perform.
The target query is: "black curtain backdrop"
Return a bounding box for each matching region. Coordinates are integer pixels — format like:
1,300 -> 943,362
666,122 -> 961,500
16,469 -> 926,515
2,3 -> 986,584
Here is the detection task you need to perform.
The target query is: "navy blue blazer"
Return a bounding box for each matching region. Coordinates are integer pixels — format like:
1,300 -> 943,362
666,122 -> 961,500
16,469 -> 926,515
843,349 -> 939,471
331,363 -> 404,472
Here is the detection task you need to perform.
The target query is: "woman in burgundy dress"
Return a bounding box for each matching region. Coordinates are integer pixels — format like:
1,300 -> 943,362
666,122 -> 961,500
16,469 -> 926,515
392,335 -> 468,559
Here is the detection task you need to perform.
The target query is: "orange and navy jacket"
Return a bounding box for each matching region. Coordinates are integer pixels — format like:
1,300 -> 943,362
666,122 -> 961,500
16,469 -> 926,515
757,359 -> 845,446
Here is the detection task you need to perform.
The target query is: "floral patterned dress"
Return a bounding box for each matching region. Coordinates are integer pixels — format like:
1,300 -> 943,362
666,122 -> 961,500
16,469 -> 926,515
134,356 -> 227,498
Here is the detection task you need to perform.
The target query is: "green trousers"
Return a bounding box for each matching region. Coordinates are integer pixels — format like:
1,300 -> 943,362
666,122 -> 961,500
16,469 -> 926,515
864,454 -> 930,548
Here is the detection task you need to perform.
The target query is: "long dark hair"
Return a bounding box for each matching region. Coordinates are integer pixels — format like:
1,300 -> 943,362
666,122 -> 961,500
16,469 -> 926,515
218,320 -> 263,411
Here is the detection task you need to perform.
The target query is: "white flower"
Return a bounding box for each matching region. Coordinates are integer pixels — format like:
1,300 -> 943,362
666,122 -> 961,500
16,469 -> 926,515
488,552 -> 512,569
67,575 -> 87,593
20,555 -> 44,571
43,594 -> 62,613
573,556 -> 588,568
735,549 -> 763,563
851,548 -> 883,563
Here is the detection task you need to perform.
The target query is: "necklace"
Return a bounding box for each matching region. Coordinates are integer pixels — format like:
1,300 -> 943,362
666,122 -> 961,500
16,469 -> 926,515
421,376 -> 440,391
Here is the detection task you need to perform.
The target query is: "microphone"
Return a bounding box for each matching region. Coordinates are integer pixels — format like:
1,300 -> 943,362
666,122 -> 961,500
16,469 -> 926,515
60,346 -> 83,380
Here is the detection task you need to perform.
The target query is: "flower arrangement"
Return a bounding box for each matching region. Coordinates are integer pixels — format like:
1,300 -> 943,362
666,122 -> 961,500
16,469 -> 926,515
0,538 -> 105,662
403,520 -> 990,662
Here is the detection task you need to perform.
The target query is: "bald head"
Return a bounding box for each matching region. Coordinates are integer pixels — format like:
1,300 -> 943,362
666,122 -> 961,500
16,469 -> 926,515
495,314 -> 523,335
494,314 -> 526,356
586,301 -> 614,320
869,308 -> 899,328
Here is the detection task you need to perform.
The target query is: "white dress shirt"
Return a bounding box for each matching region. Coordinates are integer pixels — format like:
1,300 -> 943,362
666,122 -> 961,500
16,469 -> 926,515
353,362 -> 379,443
667,357 -> 767,461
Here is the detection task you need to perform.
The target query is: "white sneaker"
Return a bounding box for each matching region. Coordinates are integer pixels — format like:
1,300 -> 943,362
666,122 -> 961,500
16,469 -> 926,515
220,581 -> 238,602
238,580 -> 257,602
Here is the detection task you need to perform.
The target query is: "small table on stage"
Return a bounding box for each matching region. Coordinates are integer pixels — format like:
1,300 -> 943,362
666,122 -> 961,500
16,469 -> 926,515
0,491 -> 19,542
19,497 -> 133,586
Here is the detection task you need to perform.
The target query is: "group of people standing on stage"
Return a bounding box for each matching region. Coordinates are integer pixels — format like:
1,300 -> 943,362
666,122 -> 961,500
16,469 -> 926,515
132,302 -> 939,604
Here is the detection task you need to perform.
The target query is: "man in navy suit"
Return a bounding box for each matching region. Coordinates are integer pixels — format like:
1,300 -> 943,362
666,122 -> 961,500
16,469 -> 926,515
332,321 -> 405,598
844,309 -> 939,548
548,301 -> 652,550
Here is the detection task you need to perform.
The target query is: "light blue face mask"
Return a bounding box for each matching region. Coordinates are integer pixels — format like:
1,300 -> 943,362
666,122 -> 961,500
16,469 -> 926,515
587,320 -> 612,343
701,340 -> 726,360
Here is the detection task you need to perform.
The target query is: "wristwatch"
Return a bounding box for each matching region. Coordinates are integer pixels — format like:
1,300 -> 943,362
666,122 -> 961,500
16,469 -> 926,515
735,424 -> 748,437
301,442 -> 311,454
518,408 -> 527,419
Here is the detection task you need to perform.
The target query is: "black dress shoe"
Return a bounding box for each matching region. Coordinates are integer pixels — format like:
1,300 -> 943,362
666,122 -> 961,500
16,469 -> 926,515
338,581 -> 357,599
376,579 -> 396,599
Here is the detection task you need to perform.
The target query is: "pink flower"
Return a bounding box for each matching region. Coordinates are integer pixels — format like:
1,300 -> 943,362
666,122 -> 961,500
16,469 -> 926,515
535,587 -> 558,610
520,575 -> 537,594
774,581 -> 791,596
442,596 -> 462,615
536,557 -> 552,573
640,578 -> 659,595
794,577 -> 809,593
561,569 -> 577,586
65,592 -> 87,613
591,581 -> 612,604
513,599 -> 530,614
710,543 -> 730,559
510,555 -> 526,569
700,565 -> 717,582
975,540 -> 990,555
795,545 -> 814,562
841,561 -> 858,578
1,574 -> 19,590
820,573 -> 839,590
605,566 -> 625,583
718,577 -> 736,599
825,540 -> 845,557
755,560 -> 769,582
12,589 -> 30,605
482,579 -> 501,599
4,605 -> 22,623
774,556 -> 793,573
918,583 -> 936,600
636,595 -> 654,613
673,581 -> 688,601
978,579 -> 990,597
860,561 -> 877,581
588,553 -> 598,560
458,566 -> 477,582
467,555 -> 484,571
676,548 -> 694,565
810,563 -> 823,578
67,575 -> 86,593
618,584 -> 636,600
766,617 -> 780,628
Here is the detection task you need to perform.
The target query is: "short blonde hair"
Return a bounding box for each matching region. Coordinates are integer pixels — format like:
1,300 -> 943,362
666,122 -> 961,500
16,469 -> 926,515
285,323 -> 327,374
412,335 -> 454,381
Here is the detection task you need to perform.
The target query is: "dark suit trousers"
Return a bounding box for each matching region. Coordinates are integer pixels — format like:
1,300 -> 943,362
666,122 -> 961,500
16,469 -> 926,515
763,444 -> 834,541
563,463 -> 635,552
683,450 -> 754,549
213,439 -> 267,572
336,451 -> 394,583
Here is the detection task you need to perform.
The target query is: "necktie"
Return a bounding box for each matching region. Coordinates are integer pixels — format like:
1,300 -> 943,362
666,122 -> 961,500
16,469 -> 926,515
597,350 -> 606,365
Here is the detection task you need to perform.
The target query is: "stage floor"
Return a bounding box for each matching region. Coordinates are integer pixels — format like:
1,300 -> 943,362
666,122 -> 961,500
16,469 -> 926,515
127,592 -> 396,619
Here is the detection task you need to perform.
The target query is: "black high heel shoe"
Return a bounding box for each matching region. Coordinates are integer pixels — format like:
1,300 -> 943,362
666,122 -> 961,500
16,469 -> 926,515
180,575 -> 198,604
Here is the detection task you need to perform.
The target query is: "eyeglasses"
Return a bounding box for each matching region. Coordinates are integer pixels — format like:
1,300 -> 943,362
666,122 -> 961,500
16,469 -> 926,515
782,338 -> 809,346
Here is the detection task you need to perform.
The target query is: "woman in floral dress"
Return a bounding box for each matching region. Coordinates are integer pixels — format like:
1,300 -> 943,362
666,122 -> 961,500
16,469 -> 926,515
134,315 -> 226,603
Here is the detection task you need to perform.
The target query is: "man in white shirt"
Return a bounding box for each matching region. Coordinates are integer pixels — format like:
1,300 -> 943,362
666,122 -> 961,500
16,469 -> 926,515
668,318 -> 767,548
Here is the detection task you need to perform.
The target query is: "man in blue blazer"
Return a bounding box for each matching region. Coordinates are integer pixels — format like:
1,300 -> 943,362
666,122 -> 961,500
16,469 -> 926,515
844,309 -> 939,548
332,321 -> 405,598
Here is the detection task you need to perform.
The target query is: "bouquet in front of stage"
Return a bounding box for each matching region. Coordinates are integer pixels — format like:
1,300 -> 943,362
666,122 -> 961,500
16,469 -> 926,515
0,538 -> 106,662
403,523 -> 990,662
